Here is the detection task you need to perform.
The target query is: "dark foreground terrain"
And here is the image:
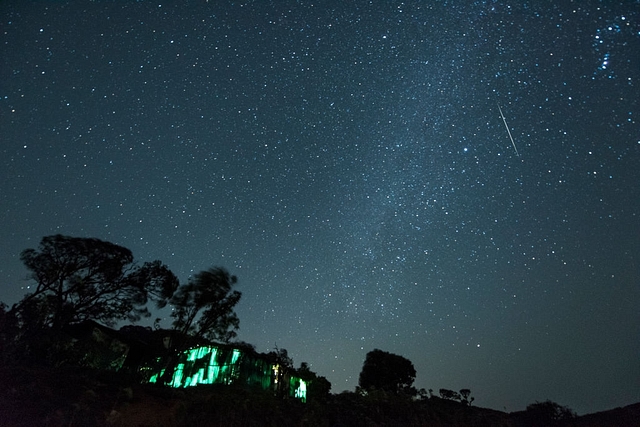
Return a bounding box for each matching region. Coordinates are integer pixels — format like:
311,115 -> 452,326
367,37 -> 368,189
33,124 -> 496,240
0,366 -> 637,427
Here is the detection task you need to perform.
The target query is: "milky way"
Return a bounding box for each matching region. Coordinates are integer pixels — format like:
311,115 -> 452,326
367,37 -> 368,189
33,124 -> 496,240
1,1 -> 638,414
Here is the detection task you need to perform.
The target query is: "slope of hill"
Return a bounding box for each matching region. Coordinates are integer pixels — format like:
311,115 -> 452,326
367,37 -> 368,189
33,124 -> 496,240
1,365 -> 637,427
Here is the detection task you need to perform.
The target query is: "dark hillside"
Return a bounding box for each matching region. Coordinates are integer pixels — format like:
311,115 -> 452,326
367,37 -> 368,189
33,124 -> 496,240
0,365 -> 637,427
569,402 -> 640,427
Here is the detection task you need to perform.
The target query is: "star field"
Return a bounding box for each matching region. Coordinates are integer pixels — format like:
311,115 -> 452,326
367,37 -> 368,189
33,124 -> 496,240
1,1 -> 639,414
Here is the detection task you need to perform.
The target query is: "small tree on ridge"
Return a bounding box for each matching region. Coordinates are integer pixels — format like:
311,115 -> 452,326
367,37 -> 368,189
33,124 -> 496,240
358,349 -> 416,395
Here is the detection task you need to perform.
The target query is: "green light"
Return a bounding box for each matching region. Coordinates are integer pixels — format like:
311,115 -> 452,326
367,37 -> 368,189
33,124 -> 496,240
148,345 -> 306,401
196,346 -> 209,359
207,348 -> 219,384
291,378 -> 307,402
171,364 -> 184,388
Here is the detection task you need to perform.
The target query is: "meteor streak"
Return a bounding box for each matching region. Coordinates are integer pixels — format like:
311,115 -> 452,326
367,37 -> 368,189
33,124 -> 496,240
497,104 -> 519,156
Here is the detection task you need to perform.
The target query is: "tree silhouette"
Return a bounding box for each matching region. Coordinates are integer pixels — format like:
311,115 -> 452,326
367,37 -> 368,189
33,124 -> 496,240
358,349 -> 416,395
298,362 -> 332,402
169,267 -> 241,345
155,267 -> 242,385
525,400 -> 576,422
17,234 -> 178,330
262,346 -> 296,397
459,388 -> 474,405
439,388 -> 462,401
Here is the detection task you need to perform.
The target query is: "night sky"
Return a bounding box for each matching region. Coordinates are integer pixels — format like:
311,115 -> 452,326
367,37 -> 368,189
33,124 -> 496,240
1,0 -> 639,415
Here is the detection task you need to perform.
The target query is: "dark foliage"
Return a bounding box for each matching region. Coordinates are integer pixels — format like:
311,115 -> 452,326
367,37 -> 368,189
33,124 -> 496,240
524,400 -> 576,420
1,235 -> 178,366
266,346 -> 294,369
160,267 -> 241,385
510,399 -> 577,426
170,267 -> 241,345
440,388 -> 462,401
298,362 -> 332,403
460,388 -> 474,406
358,348 -> 416,395
0,363 -> 631,427
0,235 -> 626,426
17,234 -> 178,330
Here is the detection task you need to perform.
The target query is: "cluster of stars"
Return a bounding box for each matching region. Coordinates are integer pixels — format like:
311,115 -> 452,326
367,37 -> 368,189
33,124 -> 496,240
592,14 -> 639,80
1,0 -> 638,415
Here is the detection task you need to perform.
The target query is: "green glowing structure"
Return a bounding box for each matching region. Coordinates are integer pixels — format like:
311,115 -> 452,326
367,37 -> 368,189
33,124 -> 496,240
149,345 -> 306,402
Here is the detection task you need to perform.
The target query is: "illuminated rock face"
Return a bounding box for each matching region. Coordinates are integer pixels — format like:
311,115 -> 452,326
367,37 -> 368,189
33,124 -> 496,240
149,345 -> 306,402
